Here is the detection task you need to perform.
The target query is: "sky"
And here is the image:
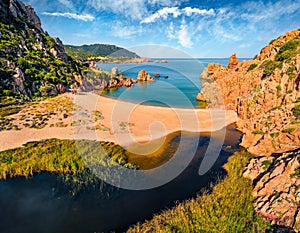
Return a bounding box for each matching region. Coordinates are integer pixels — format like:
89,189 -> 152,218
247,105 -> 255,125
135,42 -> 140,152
24,0 -> 300,58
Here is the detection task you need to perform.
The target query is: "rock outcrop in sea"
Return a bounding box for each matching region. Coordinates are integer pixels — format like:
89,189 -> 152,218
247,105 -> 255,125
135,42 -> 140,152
198,29 -> 300,231
137,70 -> 155,82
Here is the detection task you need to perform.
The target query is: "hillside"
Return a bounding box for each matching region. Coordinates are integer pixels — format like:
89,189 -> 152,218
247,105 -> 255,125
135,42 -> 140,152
0,0 -> 92,103
65,44 -> 140,59
198,29 -> 300,231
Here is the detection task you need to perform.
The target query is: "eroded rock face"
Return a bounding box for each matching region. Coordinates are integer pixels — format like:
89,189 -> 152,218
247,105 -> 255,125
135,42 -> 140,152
24,4 -> 42,32
199,30 -> 300,156
244,150 -> 300,231
199,29 -> 300,231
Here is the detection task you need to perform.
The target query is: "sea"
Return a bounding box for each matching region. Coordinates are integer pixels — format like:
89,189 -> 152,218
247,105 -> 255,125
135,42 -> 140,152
97,58 -> 231,108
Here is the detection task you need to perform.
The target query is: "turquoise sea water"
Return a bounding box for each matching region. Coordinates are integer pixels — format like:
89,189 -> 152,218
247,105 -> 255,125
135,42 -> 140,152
98,58 -> 231,108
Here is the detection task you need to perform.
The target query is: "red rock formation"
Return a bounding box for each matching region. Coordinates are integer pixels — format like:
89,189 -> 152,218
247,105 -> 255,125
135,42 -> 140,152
198,29 -> 300,231
137,70 -> 155,82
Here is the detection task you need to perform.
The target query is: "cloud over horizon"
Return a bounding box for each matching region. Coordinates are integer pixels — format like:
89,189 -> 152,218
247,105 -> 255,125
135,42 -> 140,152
42,12 -> 95,21
141,7 -> 215,24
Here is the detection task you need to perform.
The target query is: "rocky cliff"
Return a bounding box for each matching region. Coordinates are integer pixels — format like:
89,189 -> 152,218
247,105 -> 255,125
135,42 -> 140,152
0,0 -> 87,100
199,29 -> 300,231
200,29 -> 300,156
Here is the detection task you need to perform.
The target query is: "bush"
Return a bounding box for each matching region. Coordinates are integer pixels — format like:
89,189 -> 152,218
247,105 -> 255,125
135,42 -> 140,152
262,60 -> 282,76
287,66 -> 297,80
293,105 -> 300,117
275,39 -> 300,62
247,64 -> 258,72
282,127 -> 295,133
270,132 -> 279,138
252,130 -> 265,135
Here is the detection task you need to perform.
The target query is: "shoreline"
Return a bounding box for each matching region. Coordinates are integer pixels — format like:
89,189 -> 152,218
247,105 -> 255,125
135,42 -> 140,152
0,93 -> 240,152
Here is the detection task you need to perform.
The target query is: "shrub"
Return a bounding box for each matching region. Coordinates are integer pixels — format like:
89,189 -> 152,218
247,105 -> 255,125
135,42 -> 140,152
262,160 -> 272,170
252,130 -> 265,135
275,39 -> 300,62
293,105 -> 300,117
282,127 -> 295,133
247,64 -> 258,72
270,132 -> 279,138
287,66 -> 297,80
262,61 -> 282,76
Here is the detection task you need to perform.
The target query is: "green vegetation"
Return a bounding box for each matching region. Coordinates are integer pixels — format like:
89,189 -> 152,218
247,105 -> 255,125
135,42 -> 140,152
261,60 -> 282,77
262,160 -> 273,170
0,21 -> 89,100
290,169 -> 300,178
282,127 -> 295,134
0,139 -> 137,180
65,46 -> 100,60
252,130 -> 265,135
270,132 -> 279,138
293,105 -> 300,118
196,100 -> 209,108
275,39 -> 300,62
247,64 -> 258,72
287,66 -> 297,80
128,151 -> 270,233
65,44 -> 139,59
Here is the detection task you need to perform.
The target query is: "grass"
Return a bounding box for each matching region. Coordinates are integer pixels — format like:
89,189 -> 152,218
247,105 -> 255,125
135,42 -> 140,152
128,151 -> 271,233
0,139 -> 137,180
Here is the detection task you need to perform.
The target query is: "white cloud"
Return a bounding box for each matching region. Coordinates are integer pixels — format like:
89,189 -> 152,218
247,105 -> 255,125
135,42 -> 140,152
42,12 -> 95,21
58,0 -> 74,10
182,7 -> 215,17
178,20 -> 192,48
112,22 -> 143,38
141,7 -> 215,24
141,7 -> 181,23
167,22 -> 176,39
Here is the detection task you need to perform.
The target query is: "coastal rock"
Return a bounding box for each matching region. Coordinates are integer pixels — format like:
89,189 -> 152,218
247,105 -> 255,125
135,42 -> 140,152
12,67 -> 26,94
196,93 -> 205,102
198,29 -> 300,231
111,67 -> 119,78
244,149 -> 300,230
24,4 -> 43,32
227,54 -> 239,69
137,70 -> 155,82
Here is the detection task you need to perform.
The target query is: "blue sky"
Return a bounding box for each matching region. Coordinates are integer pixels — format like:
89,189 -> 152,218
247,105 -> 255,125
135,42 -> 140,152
24,0 -> 300,58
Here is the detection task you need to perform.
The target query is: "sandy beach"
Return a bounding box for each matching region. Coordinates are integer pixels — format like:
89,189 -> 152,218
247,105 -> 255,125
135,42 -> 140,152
0,93 -> 239,151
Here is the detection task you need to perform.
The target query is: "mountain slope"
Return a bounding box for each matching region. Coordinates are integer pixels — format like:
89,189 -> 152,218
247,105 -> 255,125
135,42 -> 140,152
0,0 -> 88,100
65,44 -> 140,59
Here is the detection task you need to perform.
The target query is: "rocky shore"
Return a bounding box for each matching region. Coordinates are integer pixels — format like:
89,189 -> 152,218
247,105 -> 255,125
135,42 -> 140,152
198,29 -> 300,231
